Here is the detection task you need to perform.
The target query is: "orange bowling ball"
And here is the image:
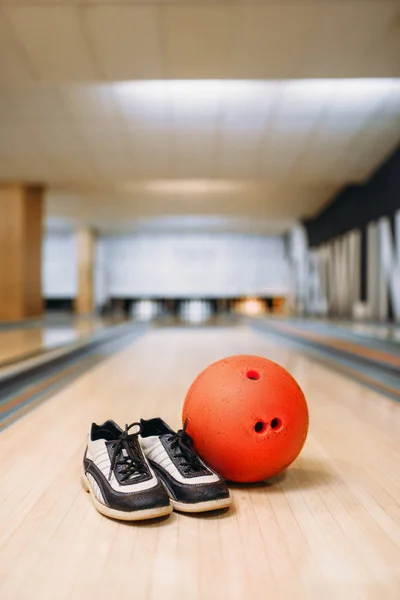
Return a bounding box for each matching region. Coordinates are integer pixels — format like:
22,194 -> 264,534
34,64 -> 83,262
182,355 -> 309,482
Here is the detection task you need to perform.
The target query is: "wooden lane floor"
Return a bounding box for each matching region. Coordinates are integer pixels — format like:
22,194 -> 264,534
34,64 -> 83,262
0,324 -> 399,600
0,315 -> 123,367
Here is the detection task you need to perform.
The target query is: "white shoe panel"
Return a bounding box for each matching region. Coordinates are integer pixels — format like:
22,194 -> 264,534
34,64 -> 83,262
87,472 -> 105,504
144,439 -> 219,485
85,435 -> 95,461
139,436 -> 160,451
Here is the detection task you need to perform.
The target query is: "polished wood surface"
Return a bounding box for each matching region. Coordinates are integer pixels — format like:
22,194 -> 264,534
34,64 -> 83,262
0,184 -> 43,322
0,317 -> 109,366
0,325 -> 399,600
76,228 -> 95,315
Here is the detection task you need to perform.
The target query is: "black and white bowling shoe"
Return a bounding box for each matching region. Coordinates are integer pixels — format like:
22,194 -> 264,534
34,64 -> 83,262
139,418 -> 232,513
82,420 -> 172,521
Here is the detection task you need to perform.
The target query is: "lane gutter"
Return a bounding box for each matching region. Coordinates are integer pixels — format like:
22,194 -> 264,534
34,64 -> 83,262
249,318 -> 400,402
0,321 -> 148,431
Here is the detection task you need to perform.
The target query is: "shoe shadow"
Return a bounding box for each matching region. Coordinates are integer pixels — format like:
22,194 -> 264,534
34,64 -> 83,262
177,506 -> 233,520
115,507 -> 233,525
113,513 -> 174,528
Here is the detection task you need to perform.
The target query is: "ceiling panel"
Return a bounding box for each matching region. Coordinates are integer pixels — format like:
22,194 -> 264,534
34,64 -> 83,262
3,6 -> 98,80
90,151 -> 131,182
232,4 -> 322,79
34,122 -> 88,156
221,81 -> 278,127
169,81 -> 221,125
298,129 -> 361,183
0,79 -> 399,188
173,128 -> 216,178
364,17 -> 400,78
0,0 -> 399,234
300,2 -> 400,78
0,1 -> 399,83
125,127 -> 172,178
113,81 -> 171,125
83,6 -> 162,79
0,13 -> 36,84
336,111 -> 400,181
303,81 -> 400,182
0,123 -> 41,155
258,81 -> 328,178
46,181 -> 339,234
0,1 -> 393,6
61,85 -> 118,118
1,86 -> 72,122
218,128 -> 262,179
161,6 -> 235,79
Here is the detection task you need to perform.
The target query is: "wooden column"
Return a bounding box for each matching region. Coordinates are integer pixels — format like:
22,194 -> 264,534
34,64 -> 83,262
0,184 -> 44,322
76,228 -> 95,315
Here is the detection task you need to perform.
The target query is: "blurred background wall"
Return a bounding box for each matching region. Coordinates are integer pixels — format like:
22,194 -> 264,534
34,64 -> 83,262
43,232 -> 288,307
42,232 -> 77,300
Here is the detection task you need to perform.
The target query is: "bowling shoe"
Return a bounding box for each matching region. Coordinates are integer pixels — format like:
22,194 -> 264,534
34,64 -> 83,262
139,418 -> 232,513
82,420 -> 172,521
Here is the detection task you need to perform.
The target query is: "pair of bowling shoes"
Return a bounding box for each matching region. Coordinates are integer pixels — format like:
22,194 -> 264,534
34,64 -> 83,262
82,418 -> 232,521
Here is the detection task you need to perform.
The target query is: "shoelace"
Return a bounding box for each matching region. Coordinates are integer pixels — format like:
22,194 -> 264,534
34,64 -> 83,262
168,420 -> 205,474
108,422 -> 147,482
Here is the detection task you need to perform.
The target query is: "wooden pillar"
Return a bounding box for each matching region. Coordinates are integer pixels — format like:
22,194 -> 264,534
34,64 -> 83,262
0,184 -> 44,322
76,228 -> 95,315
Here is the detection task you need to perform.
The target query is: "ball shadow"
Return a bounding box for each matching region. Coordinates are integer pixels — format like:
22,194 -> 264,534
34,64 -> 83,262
226,459 -> 334,493
226,471 -> 286,491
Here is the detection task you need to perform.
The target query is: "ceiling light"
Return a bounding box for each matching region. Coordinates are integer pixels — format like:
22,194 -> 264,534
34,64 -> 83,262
120,180 -> 248,195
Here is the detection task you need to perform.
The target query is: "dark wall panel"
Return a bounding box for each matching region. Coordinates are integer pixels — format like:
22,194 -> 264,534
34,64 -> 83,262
304,145 -> 400,248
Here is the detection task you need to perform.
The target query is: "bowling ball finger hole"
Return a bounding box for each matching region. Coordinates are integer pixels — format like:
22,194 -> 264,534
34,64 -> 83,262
271,417 -> 283,431
254,421 -> 267,434
247,370 -> 260,381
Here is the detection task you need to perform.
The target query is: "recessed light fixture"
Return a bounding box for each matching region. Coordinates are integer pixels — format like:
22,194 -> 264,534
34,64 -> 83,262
120,180 -> 251,195
113,78 -> 400,112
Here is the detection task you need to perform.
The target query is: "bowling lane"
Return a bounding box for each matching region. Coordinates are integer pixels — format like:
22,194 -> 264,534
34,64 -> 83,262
0,315 -> 124,367
330,320 -> 400,344
1,324 -> 399,600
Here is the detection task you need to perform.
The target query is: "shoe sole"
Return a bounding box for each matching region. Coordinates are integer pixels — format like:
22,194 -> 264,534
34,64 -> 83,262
170,495 -> 232,513
81,474 -> 172,521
